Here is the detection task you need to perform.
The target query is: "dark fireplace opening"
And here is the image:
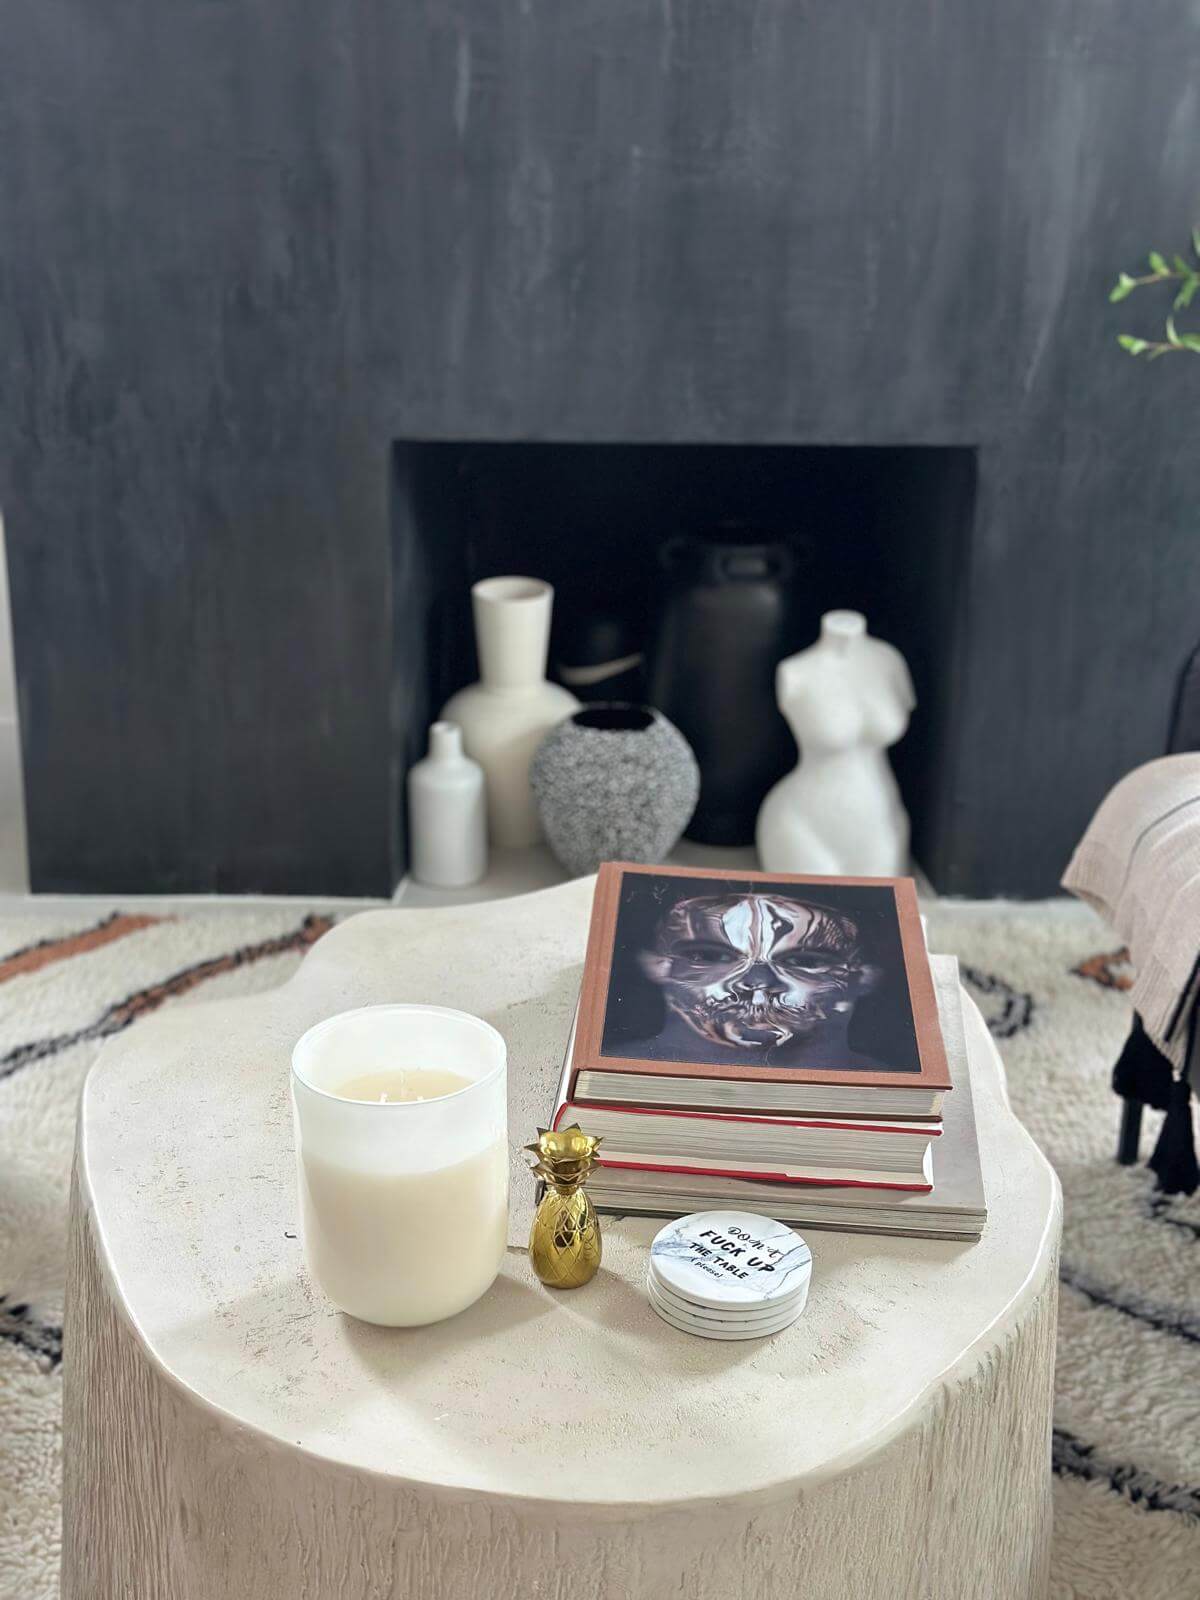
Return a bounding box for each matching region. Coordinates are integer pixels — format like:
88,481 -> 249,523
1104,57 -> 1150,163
391,442 -> 977,883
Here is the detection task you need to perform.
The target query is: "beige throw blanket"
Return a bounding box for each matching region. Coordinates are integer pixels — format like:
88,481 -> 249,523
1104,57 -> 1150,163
1063,753 -> 1200,1070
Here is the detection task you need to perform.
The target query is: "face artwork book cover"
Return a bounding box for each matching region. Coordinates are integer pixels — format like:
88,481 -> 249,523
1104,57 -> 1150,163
571,862 -> 950,1093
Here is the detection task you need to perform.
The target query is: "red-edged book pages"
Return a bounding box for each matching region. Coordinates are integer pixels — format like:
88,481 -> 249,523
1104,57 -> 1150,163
552,1100 -> 939,1192
574,956 -> 986,1238
569,863 -> 951,1118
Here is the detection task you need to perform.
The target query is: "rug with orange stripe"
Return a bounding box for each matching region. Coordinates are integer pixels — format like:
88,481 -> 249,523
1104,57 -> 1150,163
1,897 -> 1199,1600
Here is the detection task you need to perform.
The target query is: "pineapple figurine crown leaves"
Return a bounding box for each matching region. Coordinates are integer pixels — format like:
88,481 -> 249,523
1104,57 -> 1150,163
525,1124 -> 602,1190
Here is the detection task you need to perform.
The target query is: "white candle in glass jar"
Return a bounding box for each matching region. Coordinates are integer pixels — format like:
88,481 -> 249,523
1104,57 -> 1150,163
291,1005 -> 508,1327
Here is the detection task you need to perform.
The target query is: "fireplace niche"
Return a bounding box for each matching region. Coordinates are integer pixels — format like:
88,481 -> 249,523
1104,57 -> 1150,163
391,441 -> 977,887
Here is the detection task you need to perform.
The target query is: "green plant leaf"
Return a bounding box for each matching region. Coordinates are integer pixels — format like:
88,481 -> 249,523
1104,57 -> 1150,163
1180,333 -> 1200,353
1110,273 -> 1136,302
1174,276 -> 1199,310
1150,251 -> 1169,274
1118,335 -> 1150,354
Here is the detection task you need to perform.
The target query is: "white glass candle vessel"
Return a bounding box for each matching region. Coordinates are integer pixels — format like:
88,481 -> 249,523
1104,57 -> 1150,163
292,1004 -> 508,1327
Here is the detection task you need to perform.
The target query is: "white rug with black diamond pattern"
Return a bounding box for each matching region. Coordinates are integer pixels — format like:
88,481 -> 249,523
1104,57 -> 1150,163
1,896 -> 1198,1598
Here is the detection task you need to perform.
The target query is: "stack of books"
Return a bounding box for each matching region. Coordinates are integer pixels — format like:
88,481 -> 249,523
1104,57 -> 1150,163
550,862 -> 986,1241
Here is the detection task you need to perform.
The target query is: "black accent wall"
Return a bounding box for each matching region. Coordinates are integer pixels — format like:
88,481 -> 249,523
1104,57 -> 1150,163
2,2 -> 1199,895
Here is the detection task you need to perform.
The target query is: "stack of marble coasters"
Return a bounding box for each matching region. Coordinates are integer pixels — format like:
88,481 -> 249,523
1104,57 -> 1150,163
647,1210 -> 812,1340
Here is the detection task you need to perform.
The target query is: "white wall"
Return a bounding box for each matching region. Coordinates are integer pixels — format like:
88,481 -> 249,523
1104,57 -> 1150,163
0,513 -> 29,893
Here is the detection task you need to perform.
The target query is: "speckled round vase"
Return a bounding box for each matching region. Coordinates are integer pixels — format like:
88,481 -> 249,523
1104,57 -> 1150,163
530,704 -> 700,876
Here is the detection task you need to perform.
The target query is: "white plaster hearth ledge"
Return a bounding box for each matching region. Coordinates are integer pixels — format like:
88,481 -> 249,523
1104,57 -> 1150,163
63,876 -> 1060,1600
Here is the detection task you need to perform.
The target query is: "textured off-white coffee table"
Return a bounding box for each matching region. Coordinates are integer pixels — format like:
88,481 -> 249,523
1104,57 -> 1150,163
63,877 -> 1060,1600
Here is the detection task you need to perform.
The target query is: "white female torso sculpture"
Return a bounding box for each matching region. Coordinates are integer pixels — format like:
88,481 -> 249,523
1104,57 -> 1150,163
756,610 -> 914,877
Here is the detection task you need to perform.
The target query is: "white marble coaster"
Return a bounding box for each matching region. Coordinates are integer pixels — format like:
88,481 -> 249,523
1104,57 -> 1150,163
648,1211 -> 812,1312
646,1278 -> 802,1334
647,1272 -> 801,1327
647,1283 -> 802,1341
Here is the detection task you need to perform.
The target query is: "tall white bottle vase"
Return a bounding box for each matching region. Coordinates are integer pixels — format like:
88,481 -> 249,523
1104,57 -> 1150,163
756,610 -> 915,877
407,722 -> 487,888
441,578 -> 580,849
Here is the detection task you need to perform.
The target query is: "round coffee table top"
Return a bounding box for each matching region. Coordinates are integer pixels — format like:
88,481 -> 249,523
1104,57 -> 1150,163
79,876 -> 1059,1512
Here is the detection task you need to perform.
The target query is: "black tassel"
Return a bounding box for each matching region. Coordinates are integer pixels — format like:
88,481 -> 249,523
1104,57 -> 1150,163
1147,1076 -> 1200,1197
1112,1015 -> 1175,1111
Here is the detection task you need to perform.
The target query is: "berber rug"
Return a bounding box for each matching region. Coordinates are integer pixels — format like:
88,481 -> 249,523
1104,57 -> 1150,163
0,896 -> 1197,1598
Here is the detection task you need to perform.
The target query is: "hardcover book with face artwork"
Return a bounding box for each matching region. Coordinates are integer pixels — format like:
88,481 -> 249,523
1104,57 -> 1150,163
569,862 -> 952,1121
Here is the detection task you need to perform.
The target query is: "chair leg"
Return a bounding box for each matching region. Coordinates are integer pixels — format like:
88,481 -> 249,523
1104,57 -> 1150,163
1117,1097 -> 1144,1165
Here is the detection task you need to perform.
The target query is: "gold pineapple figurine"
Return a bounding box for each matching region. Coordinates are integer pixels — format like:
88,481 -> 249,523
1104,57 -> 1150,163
525,1125 -> 603,1289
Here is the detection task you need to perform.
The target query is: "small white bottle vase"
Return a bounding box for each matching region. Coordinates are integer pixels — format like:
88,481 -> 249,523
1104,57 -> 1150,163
756,610 -> 915,877
441,577 -> 579,849
407,721 -> 487,888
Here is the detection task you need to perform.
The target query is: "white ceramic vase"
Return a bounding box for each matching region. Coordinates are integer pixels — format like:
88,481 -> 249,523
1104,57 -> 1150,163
441,577 -> 579,849
407,721 -> 487,887
756,610 -> 915,877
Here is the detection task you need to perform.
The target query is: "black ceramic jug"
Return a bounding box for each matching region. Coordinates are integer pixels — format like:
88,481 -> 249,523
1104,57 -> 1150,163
647,526 -> 805,846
